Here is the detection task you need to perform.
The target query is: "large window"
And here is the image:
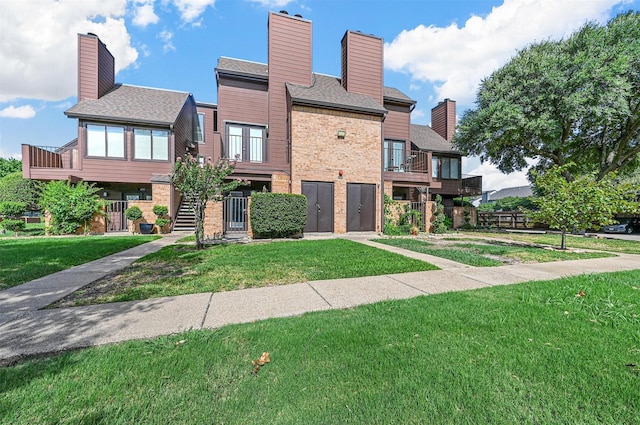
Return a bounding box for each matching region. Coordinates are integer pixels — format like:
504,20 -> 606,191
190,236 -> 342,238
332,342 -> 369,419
432,156 -> 460,179
86,125 -> 124,158
383,140 -> 406,171
195,113 -> 205,144
226,124 -> 266,162
134,129 -> 169,161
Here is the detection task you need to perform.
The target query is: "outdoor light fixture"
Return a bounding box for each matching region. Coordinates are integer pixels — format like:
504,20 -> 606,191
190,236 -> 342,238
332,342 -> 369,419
102,191 -> 108,197
337,129 -> 346,139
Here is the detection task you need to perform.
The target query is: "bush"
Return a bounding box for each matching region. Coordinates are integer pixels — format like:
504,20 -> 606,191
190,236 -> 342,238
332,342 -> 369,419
0,201 -> 26,218
0,219 -> 25,234
152,205 -> 169,217
250,193 -> 307,238
41,180 -> 104,235
125,206 -> 143,221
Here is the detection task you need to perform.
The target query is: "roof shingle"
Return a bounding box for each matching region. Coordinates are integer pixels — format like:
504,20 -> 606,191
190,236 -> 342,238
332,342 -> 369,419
411,124 -> 459,154
65,84 -> 190,126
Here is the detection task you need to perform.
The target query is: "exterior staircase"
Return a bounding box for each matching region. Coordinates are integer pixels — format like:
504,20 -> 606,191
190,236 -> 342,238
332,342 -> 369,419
173,197 -> 196,231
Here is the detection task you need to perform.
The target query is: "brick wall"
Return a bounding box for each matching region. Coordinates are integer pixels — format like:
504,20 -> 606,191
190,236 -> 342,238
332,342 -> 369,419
271,172 -> 290,193
128,200 -> 154,233
203,201 -> 224,238
290,106 -> 383,233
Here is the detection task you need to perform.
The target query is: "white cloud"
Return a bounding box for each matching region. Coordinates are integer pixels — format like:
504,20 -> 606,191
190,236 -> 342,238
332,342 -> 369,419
384,0 -> 624,105
0,0 -> 138,102
158,30 -> 176,52
133,0 -> 159,27
0,105 -> 36,119
247,0 -> 294,7
0,146 -> 22,160
467,160 -> 530,192
410,108 -> 425,120
172,0 -> 215,23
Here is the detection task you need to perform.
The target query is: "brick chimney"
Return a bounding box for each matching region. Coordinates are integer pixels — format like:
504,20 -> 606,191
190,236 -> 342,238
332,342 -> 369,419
267,11 -> 312,144
77,33 -> 115,101
340,30 -> 383,104
431,99 -> 456,141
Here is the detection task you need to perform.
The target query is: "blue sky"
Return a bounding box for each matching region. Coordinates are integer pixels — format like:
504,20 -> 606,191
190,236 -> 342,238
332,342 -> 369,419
0,0 -> 637,189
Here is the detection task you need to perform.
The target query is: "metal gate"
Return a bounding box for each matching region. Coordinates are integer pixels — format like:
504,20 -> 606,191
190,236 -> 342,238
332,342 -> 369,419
106,201 -> 128,232
223,195 -> 248,234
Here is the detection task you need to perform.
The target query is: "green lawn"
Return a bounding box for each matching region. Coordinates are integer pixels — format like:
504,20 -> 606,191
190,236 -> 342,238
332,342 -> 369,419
0,236 -> 159,289
54,239 -> 439,306
373,237 -> 614,267
3,270 -> 639,424
464,231 -> 640,254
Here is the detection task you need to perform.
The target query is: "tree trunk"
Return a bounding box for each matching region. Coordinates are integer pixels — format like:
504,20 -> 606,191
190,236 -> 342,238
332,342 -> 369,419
195,201 -> 206,250
560,229 -> 567,250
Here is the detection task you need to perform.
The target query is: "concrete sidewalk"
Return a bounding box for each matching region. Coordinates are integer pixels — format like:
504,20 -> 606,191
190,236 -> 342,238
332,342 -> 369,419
1,235 -> 639,365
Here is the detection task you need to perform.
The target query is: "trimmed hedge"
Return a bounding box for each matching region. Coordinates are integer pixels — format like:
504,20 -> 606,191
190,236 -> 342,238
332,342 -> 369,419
250,193 -> 307,238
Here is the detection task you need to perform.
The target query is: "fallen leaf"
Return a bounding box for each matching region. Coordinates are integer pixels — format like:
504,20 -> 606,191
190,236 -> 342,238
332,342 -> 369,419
575,290 -> 586,298
251,352 -> 271,375
175,339 -> 186,346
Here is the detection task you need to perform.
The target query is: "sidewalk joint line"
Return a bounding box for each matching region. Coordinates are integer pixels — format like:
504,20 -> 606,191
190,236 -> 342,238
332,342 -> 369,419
200,293 -> 214,329
386,275 -> 430,295
306,282 -> 333,307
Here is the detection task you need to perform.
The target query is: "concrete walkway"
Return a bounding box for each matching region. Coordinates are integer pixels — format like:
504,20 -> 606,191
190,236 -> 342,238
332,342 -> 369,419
1,234 -> 639,365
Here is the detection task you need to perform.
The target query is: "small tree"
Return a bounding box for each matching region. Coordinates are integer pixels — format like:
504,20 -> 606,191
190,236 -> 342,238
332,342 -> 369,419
41,180 -> 105,234
171,155 -> 244,249
0,158 -> 21,179
0,201 -> 26,235
431,195 -> 448,234
125,206 -> 143,233
0,172 -> 42,211
526,165 -> 639,249
153,205 -> 170,233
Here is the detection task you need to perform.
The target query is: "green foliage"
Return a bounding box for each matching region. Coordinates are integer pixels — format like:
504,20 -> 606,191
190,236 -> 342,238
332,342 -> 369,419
431,195 -> 449,234
0,158 -> 21,179
125,206 -> 143,222
525,165 -> 639,249
0,201 -> 26,218
250,192 -> 306,238
477,196 -> 536,212
0,172 -> 41,211
41,180 -> 104,235
455,11 -> 640,180
152,205 -> 168,217
0,219 -> 25,234
383,195 -> 423,235
172,155 -> 243,249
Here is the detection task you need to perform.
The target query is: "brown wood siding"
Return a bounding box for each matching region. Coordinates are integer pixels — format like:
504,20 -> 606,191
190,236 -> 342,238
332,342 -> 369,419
268,12 -> 312,162
432,178 -> 462,196
341,31 -> 383,104
431,99 -> 456,141
78,34 -> 114,101
196,105 -> 220,161
383,103 -> 411,141
218,78 -> 268,126
78,35 -> 98,101
173,96 -> 196,160
97,38 -> 115,98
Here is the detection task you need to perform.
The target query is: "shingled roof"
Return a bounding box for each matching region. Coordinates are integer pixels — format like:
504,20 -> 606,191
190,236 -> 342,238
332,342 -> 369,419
411,124 -> 460,154
65,84 -> 190,126
216,57 -> 268,81
383,86 -> 415,105
287,74 -> 387,116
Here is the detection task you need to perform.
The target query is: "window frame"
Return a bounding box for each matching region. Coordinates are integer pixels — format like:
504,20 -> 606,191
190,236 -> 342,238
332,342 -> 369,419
432,156 -> 460,180
133,127 -> 170,162
195,113 -> 205,144
383,139 -> 406,171
85,123 -> 126,159
225,123 -> 267,163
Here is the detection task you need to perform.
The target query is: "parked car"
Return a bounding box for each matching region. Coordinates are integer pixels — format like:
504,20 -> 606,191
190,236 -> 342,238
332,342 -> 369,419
603,218 -> 639,234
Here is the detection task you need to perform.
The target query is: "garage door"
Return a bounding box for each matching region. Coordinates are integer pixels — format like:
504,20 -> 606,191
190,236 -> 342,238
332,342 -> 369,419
302,182 -> 334,233
347,183 -> 376,232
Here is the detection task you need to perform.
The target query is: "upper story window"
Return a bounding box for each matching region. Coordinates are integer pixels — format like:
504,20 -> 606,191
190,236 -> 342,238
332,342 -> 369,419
86,125 -> 125,158
383,140 -> 406,171
432,156 -> 460,179
134,129 -> 169,161
195,113 -> 205,144
226,124 -> 266,162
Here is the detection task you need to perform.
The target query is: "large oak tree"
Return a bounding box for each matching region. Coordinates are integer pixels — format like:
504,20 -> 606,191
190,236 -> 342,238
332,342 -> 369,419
455,11 -> 640,181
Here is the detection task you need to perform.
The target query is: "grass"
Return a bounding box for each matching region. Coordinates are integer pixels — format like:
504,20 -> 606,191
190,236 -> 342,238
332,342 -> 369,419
464,231 -> 640,254
0,235 -> 159,289
0,222 -> 45,237
2,270 -> 639,424
373,238 -> 614,267
54,239 -> 439,306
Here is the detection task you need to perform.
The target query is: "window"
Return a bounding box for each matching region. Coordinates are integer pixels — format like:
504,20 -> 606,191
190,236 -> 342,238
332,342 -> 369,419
433,156 -> 460,179
86,125 -> 124,158
226,124 -> 266,162
195,113 -> 205,144
383,140 -> 406,171
134,129 -> 169,161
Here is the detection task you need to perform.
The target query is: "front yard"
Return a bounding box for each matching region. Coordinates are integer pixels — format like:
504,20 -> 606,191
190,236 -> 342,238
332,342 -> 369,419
3,270 -> 639,424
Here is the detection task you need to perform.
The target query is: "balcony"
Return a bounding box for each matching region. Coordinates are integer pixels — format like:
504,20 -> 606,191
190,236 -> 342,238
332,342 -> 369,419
222,135 -> 268,163
383,149 -> 433,185
461,174 -> 483,196
23,144 -> 78,169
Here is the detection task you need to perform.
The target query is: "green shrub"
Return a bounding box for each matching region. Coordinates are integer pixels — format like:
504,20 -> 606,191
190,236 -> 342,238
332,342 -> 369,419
152,205 -> 169,217
250,193 -> 307,238
125,206 -> 143,221
41,180 -> 104,235
0,219 -> 25,234
0,201 -> 26,218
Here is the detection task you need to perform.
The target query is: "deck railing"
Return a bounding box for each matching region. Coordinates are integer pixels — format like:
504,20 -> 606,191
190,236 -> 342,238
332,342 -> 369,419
26,145 -> 77,169
384,149 -> 429,173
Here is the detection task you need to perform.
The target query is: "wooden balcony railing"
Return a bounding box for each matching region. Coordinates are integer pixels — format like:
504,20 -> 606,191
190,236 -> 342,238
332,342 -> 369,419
24,145 -> 77,169
222,135 -> 269,163
384,149 -> 429,173
461,174 -> 483,196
